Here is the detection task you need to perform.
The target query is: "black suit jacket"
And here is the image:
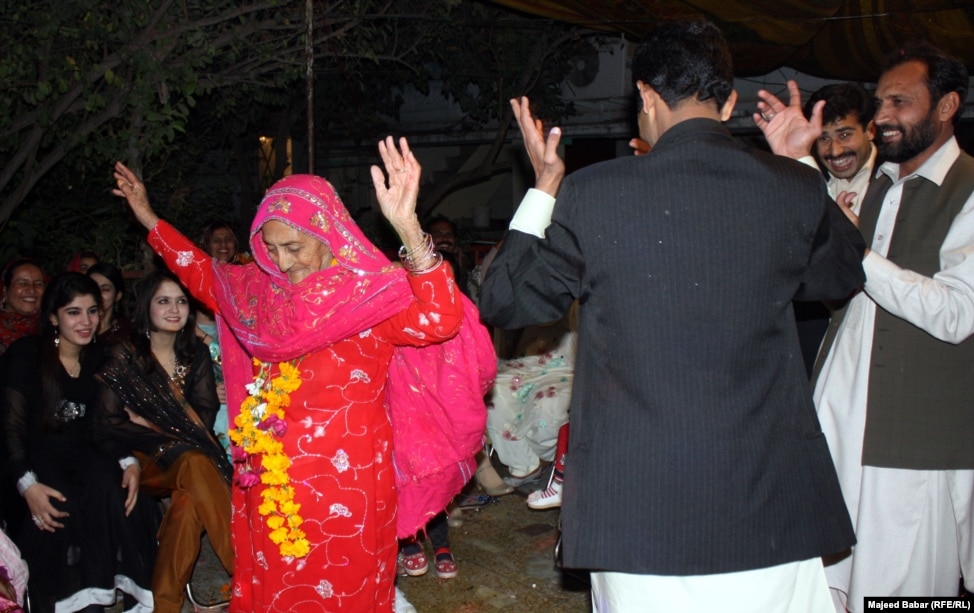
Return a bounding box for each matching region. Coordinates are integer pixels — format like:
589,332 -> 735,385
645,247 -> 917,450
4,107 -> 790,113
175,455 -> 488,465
480,118 -> 865,575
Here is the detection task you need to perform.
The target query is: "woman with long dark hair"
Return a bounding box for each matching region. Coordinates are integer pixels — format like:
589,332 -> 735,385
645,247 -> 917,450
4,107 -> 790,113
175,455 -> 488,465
86,262 -> 132,345
2,272 -> 155,612
94,269 -> 232,613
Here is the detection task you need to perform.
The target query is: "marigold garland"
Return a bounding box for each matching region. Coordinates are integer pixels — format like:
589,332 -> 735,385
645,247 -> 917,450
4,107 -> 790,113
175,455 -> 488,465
229,358 -> 310,559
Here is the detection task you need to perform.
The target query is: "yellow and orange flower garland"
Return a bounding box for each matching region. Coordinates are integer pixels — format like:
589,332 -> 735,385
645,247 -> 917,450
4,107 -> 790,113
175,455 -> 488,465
229,358 -> 310,559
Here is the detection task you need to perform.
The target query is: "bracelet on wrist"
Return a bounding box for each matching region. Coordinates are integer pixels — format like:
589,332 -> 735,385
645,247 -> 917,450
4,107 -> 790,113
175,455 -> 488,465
398,233 -> 441,273
398,233 -> 432,260
407,252 -> 444,275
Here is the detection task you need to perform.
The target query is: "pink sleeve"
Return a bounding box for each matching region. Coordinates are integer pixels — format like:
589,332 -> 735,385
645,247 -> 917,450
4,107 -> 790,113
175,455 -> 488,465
147,220 -> 220,312
374,264 -> 464,346
0,529 -> 27,604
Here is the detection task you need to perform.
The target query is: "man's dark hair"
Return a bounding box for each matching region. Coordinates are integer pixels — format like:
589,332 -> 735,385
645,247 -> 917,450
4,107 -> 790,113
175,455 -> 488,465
881,41 -> 969,127
631,20 -> 734,111
804,83 -> 875,127
423,215 -> 457,235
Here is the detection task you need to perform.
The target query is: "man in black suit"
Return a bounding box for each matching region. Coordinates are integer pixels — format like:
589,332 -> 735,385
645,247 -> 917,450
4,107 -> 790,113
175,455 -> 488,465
480,20 -> 866,611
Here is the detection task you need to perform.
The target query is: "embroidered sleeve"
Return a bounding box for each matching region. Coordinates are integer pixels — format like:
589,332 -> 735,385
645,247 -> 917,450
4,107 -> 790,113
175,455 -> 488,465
147,221 -> 220,312
374,264 -> 463,346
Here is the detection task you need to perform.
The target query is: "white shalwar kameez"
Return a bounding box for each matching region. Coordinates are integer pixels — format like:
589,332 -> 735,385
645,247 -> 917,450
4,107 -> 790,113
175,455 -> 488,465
813,138 -> 974,613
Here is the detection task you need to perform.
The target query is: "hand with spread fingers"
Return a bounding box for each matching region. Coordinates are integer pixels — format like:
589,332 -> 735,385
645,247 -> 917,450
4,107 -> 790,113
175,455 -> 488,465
753,80 -> 825,160
370,136 -> 425,252
510,96 -> 565,197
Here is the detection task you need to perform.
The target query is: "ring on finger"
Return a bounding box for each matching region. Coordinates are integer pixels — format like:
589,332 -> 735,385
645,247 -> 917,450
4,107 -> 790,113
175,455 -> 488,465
760,110 -> 774,122
32,515 -> 43,527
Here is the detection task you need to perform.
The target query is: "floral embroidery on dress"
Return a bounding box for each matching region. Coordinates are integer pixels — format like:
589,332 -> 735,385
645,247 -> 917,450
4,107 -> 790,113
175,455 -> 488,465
349,369 -> 371,383
176,251 -> 195,267
332,449 -> 350,473
515,382 -> 536,403
329,503 -> 352,518
315,580 -> 333,598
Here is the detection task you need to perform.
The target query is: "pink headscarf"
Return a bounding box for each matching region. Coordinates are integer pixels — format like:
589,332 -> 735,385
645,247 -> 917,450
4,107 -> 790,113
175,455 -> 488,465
213,175 -> 495,537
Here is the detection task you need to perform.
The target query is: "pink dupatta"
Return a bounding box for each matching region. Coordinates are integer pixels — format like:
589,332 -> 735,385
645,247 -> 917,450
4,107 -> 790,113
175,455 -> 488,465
213,175 -> 495,537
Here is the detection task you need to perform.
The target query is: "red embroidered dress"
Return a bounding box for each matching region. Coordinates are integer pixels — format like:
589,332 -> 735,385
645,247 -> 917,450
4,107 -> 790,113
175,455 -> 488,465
150,220 -> 462,611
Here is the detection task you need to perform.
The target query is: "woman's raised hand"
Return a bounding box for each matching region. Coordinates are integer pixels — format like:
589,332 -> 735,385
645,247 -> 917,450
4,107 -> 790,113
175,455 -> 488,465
113,162 -> 160,230
370,136 -> 424,249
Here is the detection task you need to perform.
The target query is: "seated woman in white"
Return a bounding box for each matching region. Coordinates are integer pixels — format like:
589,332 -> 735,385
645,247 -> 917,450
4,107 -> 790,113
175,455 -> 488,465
486,303 -> 576,484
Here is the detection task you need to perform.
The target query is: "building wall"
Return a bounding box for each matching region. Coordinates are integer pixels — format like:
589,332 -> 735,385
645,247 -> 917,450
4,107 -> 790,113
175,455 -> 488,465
314,34 -> 974,249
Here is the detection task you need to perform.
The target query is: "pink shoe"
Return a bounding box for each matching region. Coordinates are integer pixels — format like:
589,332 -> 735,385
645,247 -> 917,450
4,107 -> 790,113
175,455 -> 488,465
527,477 -> 562,510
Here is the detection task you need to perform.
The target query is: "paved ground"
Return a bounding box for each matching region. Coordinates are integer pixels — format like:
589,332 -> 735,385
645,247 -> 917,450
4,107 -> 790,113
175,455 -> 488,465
177,461 -> 590,613
395,480 -> 591,613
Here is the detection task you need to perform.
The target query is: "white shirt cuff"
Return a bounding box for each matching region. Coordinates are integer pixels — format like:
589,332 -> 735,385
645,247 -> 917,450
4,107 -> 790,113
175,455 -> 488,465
510,189 -> 556,238
119,456 -> 139,470
16,471 -> 38,496
798,155 -> 820,172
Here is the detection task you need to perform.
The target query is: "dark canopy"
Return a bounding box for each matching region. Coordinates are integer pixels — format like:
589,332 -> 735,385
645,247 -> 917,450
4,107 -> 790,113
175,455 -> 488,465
493,0 -> 974,81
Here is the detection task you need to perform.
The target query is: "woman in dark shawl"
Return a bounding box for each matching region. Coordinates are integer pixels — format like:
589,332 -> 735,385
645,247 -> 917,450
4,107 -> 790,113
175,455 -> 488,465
95,269 -> 232,613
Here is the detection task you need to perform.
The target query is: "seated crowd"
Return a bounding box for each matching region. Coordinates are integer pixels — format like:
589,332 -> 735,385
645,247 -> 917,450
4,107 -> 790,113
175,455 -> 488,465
0,222 -> 243,613
0,213 -> 567,612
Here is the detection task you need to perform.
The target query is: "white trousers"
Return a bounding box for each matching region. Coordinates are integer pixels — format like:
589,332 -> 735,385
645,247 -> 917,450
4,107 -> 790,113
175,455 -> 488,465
591,557 -> 833,613
827,466 -> 974,613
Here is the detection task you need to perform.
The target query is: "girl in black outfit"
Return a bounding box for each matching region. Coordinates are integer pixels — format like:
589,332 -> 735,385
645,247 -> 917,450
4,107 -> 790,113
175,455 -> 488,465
2,273 -> 155,612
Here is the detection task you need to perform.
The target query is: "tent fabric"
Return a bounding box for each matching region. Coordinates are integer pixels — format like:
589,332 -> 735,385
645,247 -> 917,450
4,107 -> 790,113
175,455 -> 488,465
492,0 -> 974,81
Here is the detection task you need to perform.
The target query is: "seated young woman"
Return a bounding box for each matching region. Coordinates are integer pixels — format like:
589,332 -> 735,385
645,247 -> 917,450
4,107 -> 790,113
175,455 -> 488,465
94,269 -> 233,613
3,272 -> 155,612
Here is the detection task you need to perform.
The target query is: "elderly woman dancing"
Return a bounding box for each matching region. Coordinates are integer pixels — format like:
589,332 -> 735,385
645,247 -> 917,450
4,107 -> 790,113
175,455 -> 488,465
113,137 -> 494,613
